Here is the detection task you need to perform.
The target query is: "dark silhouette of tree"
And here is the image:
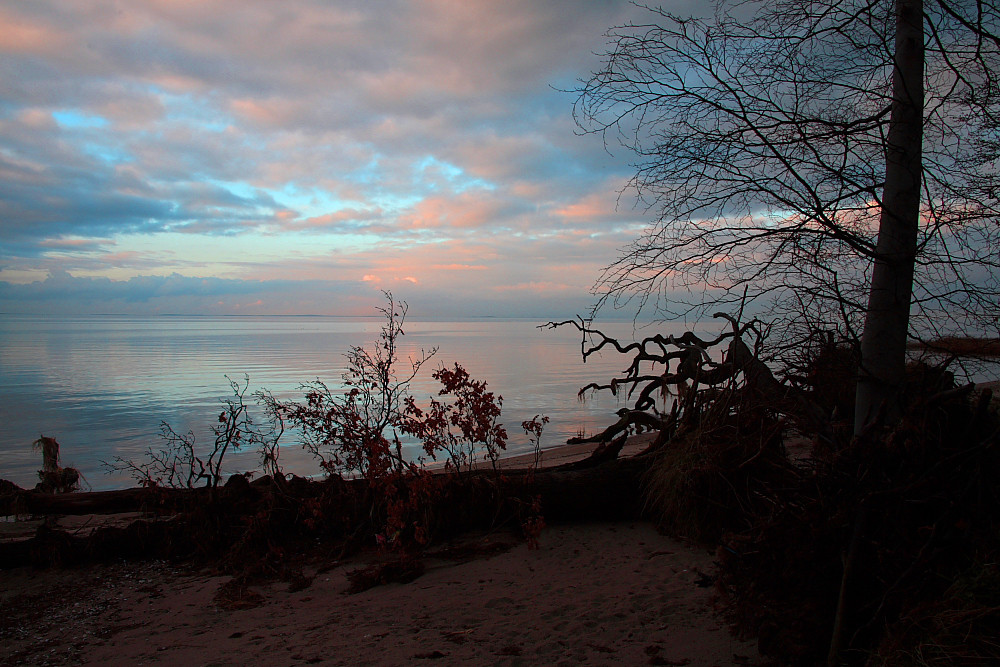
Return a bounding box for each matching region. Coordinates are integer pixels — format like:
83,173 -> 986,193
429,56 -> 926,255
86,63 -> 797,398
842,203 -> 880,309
575,0 -> 1000,431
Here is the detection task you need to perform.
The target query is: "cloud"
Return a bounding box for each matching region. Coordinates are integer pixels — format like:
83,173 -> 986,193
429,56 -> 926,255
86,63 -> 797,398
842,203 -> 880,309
291,207 -> 385,231
493,280 -> 576,293
0,268 -> 602,319
38,238 -> 115,252
0,6 -> 70,55
0,0 -> 686,317
554,190 -> 626,223
431,264 -> 486,271
397,192 -> 515,230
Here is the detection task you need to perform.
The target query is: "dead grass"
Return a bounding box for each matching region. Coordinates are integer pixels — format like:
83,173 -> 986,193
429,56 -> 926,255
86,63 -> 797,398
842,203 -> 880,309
642,409 -> 790,544
872,560 -> 1000,666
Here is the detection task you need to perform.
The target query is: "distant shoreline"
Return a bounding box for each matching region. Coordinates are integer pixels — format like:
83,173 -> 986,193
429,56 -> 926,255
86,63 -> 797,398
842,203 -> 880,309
908,335 -> 1000,357
0,311 -> 654,323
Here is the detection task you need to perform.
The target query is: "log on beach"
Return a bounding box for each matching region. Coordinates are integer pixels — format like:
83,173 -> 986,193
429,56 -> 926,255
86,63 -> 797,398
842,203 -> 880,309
508,456 -> 646,521
0,456 -> 649,569
1,484 -> 205,517
2,457 -> 646,519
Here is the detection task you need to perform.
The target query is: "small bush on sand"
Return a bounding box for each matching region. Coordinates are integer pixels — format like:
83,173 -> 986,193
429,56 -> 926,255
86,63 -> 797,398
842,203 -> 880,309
277,292 -> 514,554
104,375 -> 284,489
401,363 -> 508,475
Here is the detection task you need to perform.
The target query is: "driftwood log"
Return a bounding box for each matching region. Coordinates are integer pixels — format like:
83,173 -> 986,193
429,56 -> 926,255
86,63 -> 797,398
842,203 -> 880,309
0,457 -> 647,569
1,484 -> 202,517
1,453 -> 646,518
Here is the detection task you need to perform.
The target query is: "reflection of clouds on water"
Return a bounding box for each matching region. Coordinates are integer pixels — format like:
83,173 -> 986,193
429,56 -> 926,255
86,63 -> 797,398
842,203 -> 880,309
0,316 -> 716,490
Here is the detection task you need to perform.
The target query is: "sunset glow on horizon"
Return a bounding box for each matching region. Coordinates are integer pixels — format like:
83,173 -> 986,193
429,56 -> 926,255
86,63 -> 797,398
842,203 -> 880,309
0,0 -> 702,319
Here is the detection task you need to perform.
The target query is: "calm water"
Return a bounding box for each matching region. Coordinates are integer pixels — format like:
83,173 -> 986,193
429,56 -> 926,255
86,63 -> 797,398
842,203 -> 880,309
1,315 -> 705,490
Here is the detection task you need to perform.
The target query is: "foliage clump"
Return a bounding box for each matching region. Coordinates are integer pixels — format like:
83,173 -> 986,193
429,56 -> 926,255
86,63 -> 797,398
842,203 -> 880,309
32,436 -> 81,493
401,363 -> 508,475
276,292 -> 518,553
712,361 -> 1000,665
554,312 -> 1000,665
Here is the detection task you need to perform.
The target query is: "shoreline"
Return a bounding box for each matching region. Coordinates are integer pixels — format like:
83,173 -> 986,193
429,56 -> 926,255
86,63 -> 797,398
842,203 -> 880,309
0,425 -> 811,551
1,435 -> 654,542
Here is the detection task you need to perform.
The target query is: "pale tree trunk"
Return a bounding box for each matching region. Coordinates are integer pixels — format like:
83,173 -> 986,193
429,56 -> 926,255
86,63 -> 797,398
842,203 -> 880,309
855,0 -> 925,434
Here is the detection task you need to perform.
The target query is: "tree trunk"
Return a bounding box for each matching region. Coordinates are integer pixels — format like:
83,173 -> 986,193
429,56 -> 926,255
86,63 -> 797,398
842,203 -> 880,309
1,461 -> 648,569
1,485 -> 204,516
855,0 -> 924,434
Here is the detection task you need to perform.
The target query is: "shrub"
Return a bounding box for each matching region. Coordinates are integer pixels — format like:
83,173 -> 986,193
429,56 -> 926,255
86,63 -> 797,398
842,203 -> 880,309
277,292 -> 511,552
105,375 -> 284,489
401,363 -> 508,475
280,292 -> 436,481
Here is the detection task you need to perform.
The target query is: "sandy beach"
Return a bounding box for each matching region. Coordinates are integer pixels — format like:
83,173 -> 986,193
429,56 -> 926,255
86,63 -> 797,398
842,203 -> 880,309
2,522 -> 758,666
2,438 -> 761,666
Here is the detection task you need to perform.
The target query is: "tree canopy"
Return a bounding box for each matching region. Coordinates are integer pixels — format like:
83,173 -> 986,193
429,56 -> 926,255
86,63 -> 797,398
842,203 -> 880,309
576,0 -> 1000,359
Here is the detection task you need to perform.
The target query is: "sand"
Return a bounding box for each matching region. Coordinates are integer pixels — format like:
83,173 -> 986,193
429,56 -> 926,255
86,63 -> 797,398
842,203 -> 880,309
2,435 -> 762,666
1,522 -> 760,666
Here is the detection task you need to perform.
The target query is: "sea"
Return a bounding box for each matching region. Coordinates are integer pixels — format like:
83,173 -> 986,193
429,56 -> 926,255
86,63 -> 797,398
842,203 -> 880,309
0,314 -> 718,491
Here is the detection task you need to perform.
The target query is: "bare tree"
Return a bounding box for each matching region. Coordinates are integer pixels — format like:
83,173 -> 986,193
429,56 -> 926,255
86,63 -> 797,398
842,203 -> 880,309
105,374 -> 285,489
575,0 -> 1000,431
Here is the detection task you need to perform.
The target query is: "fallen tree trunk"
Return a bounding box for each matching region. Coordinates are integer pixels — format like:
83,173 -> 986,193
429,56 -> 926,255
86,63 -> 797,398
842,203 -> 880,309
1,457 -> 648,569
2,453 -> 648,520
1,485 -> 204,517
512,455 -> 646,521
552,434 -> 629,471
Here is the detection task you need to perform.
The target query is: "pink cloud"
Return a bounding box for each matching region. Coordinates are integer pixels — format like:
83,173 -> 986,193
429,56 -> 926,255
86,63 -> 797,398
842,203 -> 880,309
291,207 -> 384,230
554,192 -> 617,222
244,239 -> 497,287
450,134 -> 546,182
0,0 -> 654,318
229,97 -> 301,128
146,73 -> 212,95
0,9 -> 68,55
399,193 -> 507,229
233,298 -> 265,310
430,264 -> 487,271
16,109 -> 57,130
493,281 -> 574,293
406,0 -> 602,95
98,251 -> 154,267
40,238 -> 114,250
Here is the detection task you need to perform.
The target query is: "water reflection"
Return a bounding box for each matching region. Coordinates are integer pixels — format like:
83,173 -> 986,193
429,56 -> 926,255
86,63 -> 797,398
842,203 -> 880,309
1,315 -> 703,490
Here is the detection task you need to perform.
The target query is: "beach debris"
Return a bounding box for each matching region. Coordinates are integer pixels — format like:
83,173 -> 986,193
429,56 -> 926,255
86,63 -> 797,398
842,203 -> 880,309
32,436 -> 80,494
213,576 -> 265,610
412,650 -> 448,659
346,557 -> 426,594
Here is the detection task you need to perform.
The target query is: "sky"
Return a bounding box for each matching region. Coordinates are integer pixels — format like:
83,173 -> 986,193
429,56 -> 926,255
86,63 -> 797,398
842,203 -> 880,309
0,0 -> 698,319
